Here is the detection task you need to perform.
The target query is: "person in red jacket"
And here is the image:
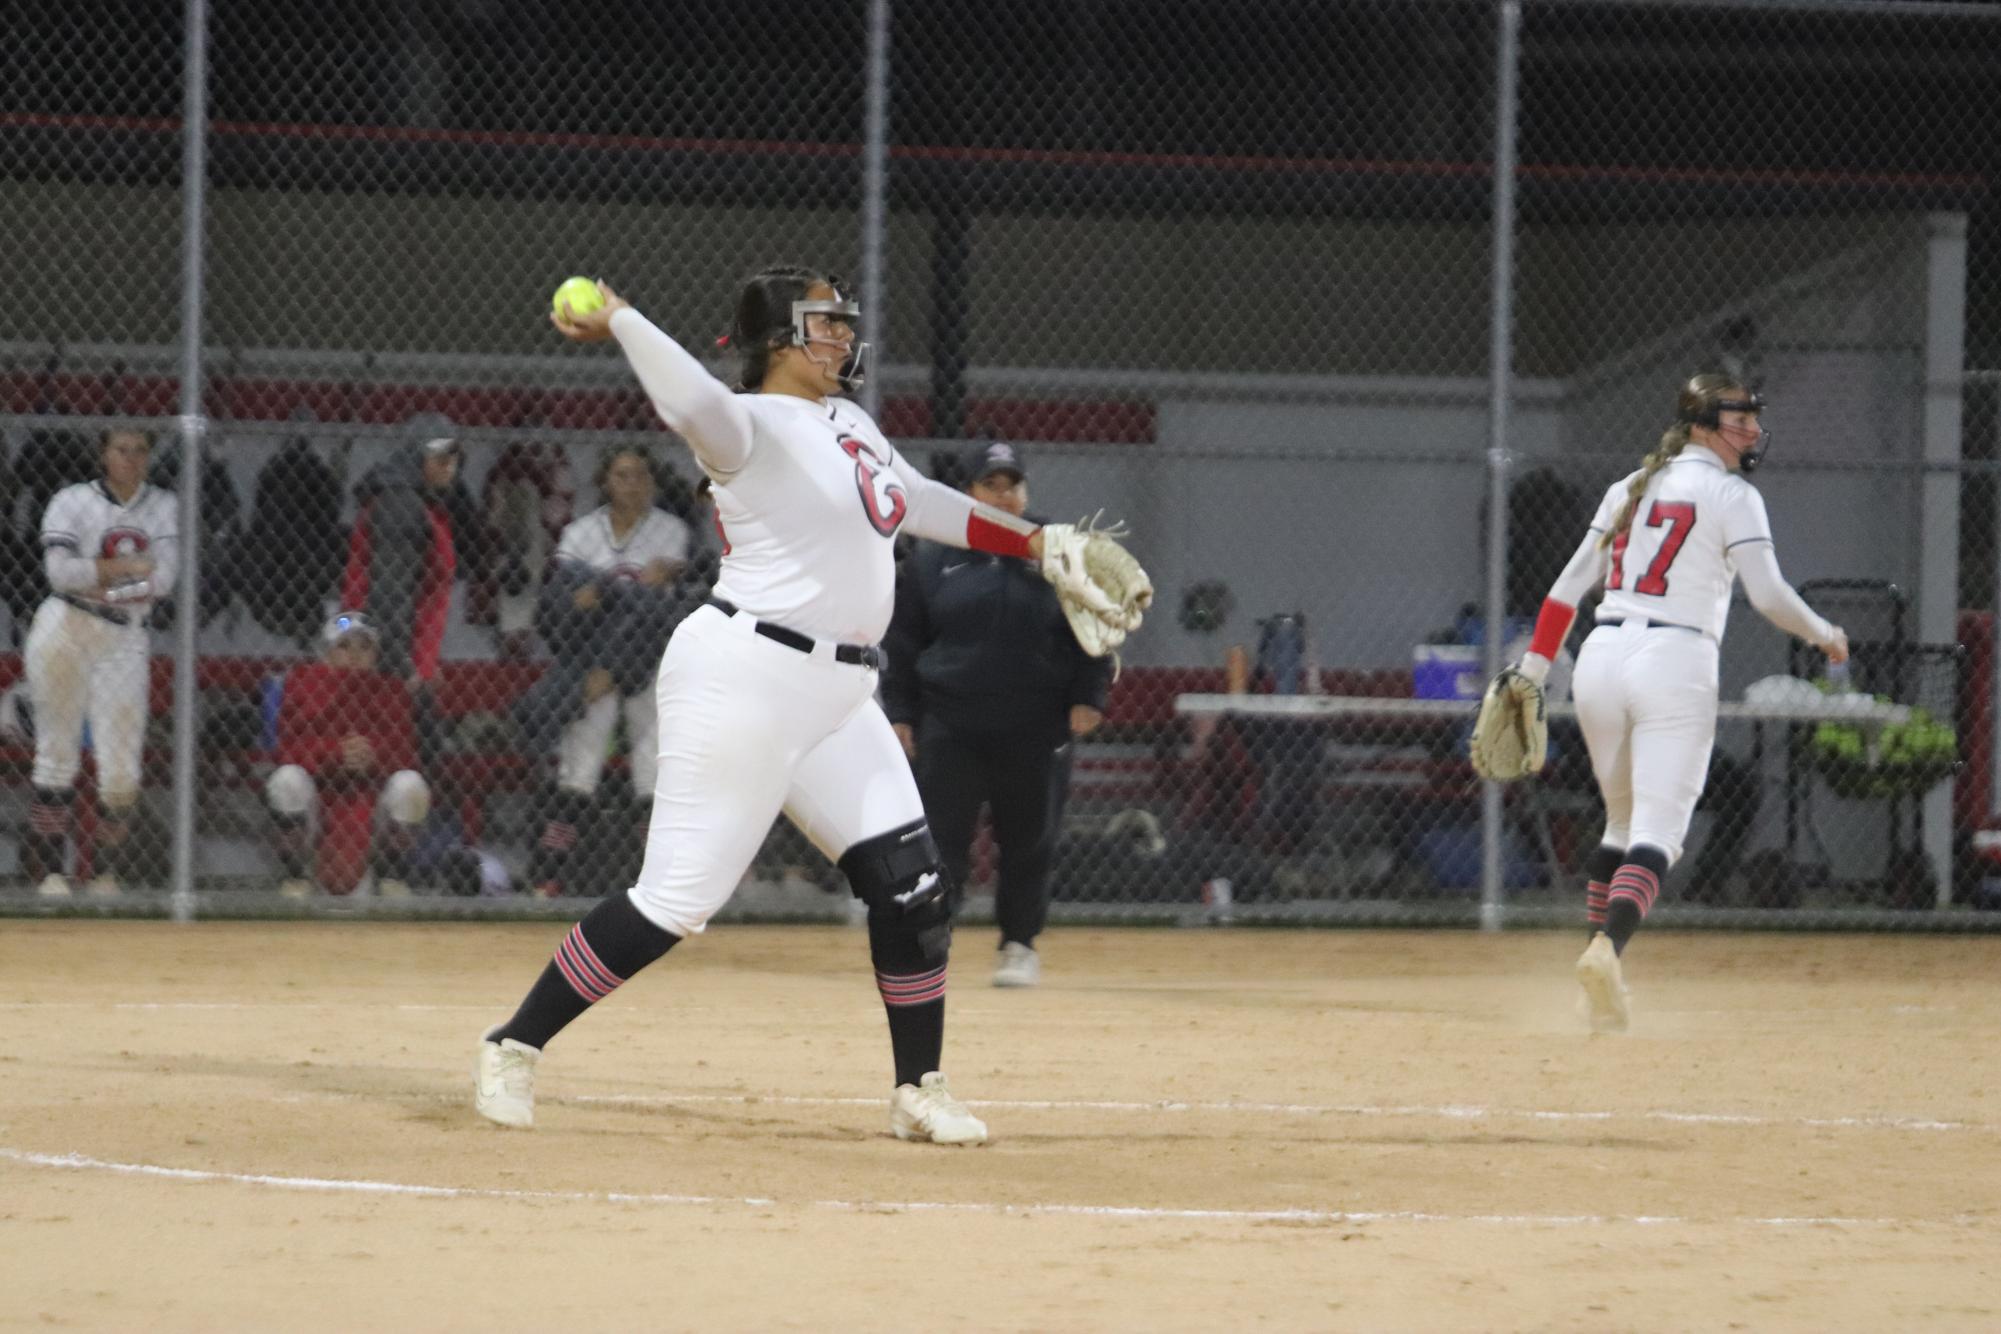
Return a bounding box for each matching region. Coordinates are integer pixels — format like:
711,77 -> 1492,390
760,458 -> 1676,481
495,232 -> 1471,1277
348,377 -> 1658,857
264,611 -> 432,897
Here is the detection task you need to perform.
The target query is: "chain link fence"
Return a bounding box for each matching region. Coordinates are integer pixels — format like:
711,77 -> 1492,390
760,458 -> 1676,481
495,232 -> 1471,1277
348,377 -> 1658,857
1,0 -> 1996,928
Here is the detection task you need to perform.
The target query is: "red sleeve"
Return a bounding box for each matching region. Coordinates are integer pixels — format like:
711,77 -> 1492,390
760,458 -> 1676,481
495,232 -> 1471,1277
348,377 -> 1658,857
1528,598 -> 1577,660
967,512 -> 1036,559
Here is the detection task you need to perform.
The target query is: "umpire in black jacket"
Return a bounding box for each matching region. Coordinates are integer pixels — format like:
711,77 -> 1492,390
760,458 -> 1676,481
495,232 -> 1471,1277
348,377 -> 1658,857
884,442 -> 1114,988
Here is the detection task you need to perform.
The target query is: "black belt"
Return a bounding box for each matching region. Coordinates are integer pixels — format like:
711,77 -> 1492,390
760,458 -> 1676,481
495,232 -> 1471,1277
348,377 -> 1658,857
705,597 -> 886,671
56,592 -> 133,627
1597,615 -> 1703,635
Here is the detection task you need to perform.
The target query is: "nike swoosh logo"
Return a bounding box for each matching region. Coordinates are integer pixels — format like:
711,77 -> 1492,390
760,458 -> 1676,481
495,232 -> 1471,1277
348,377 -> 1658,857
942,562 -> 969,575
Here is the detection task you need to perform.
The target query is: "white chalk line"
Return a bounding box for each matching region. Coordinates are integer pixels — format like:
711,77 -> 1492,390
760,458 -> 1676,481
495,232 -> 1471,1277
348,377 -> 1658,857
255,1088 -> 1995,1136
569,1093 -> 1992,1135
0,1147 -> 1973,1230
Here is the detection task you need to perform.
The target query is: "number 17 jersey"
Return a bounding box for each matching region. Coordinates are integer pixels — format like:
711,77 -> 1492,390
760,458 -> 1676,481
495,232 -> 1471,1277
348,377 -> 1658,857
1591,444 -> 1774,643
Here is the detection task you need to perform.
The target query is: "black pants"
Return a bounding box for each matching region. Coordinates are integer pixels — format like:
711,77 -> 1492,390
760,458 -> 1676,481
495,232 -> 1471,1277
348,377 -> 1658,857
916,717 -> 1071,948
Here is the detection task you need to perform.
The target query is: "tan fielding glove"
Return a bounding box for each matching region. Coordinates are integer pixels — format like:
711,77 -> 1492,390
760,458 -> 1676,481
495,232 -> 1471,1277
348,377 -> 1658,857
1469,666 -> 1548,782
1039,513 -> 1154,660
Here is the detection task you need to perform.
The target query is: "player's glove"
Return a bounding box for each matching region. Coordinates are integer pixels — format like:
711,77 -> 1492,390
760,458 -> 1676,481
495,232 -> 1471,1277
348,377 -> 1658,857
1038,513 -> 1154,661
1469,666 -> 1548,782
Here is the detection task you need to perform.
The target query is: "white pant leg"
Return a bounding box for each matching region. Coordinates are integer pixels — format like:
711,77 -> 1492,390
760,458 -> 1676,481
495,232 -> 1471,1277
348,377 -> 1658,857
625,607 -> 878,938
556,691 -> 619,795
27,601 -> 101,792
86,626 -> 152,804
1572,627 -> 1636,848
378,769 -> 432,826
625,687 -> 659,800
782,694 -> 927,862
266,763 -> 318,818
1624,631 -> 1719,865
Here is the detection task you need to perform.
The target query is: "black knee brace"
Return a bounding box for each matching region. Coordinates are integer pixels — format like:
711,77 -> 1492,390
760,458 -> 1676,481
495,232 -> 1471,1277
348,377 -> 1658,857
839,818 -> 953,964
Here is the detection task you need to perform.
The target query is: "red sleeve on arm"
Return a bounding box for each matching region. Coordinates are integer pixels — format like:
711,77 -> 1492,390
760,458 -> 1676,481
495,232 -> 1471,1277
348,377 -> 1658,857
1528,598 -> 1577,660
966,512 -> 1036,559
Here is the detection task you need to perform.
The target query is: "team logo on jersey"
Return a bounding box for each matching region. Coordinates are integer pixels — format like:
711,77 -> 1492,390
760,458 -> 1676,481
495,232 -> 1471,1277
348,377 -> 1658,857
837,434 -> 907,537
100,527 -> 151,558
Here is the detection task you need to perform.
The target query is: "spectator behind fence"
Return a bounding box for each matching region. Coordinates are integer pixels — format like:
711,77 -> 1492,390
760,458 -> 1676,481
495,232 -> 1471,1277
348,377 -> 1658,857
884,441 -> 1113,988
341,435 -> 460,764
0,442 -> 44,643
21,429 -> 178,898
264,611 -> 432,898
518,444 -> 697,899
237,432 -> 347,647
466,437 -> 574,660
149,435 -> 243,629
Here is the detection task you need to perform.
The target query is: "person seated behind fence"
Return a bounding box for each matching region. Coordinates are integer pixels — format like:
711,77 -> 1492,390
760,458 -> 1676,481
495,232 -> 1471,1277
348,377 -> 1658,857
518,445 -> 697,898
264,611 -> 431,898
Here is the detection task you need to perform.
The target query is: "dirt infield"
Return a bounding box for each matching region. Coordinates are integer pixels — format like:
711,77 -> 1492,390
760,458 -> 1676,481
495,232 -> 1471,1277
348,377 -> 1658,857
1,922 -> 1995,1332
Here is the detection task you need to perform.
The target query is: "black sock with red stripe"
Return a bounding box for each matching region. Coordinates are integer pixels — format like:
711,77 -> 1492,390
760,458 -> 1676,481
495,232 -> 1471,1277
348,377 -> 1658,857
867,907 -> 948,1088
490,890 -> 678,1051
1584,843 -> 1624,941
1605,843 -> 1669,955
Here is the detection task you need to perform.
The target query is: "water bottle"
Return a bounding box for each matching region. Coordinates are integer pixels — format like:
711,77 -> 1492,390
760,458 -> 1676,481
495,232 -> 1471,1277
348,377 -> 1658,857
1826,658 -> 1851,692
1257,614 -> 1307,695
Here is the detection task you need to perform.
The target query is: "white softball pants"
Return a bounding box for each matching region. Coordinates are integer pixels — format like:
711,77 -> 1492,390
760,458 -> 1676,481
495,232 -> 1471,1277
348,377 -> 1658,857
628,603 -> 922,937
25,598 -> 151,804
1571,618 -> 1721,866
557,687 -> 658,799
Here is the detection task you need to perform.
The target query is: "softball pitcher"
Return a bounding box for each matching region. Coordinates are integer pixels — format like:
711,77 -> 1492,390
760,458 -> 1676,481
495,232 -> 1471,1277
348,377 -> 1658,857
1508,373 -> 1848,1031
476,268 -> 1148,1145
22,429 -> 178,898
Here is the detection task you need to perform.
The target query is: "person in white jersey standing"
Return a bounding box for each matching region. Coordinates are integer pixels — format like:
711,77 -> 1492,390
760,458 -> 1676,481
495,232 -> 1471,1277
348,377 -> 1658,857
475,268 -> 1149,1145
22,428 -> 178,898
1504,373 -> 1848,1032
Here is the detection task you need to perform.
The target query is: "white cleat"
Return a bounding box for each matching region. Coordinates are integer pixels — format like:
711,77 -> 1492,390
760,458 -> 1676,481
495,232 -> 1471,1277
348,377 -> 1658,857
85,874 -> 121,898
474,1025 -> 540,1128
992,941 -> 1041,989
1576,932 -> 1631,1034
890,1072 -> 988,1146
35,874 -> 72,900
376,878 -> 412,899
278,878 -> 315,899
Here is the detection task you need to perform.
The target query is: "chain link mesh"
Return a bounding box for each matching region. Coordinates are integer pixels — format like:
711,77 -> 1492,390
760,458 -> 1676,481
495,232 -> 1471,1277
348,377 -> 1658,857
1,0 -> 1996,927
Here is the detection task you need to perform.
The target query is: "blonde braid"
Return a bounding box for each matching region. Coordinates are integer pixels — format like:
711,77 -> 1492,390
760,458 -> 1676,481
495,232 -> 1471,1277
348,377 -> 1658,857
1599,424 -> 1692,550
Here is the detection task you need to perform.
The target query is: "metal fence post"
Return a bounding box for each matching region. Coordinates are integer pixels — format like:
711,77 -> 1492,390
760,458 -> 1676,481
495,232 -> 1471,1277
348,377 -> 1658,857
168,0 -> 211,924
1479,0 -> 1523,932
857,0 -> 892,424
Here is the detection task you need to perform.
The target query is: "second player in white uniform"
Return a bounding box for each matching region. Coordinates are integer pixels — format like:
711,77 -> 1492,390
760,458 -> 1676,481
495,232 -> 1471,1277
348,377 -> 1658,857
478,268 -> 1070,1145
1508,374 -> 1848,1031
23,429 -> 179,898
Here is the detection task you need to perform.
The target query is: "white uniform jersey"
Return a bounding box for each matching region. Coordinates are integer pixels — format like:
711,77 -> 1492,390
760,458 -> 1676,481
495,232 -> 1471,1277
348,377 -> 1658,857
554,506 -> 691,582
40,480 -> 180,612
1590,446 -> 1770,642
707,394 -> 919,645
